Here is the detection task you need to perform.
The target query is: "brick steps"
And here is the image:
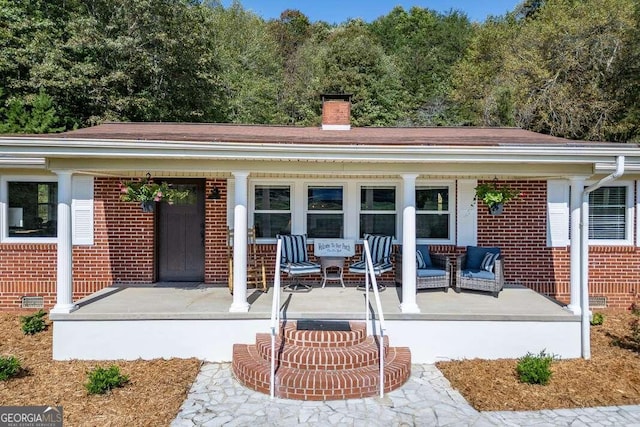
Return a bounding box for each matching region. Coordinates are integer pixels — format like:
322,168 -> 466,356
232,320 -> 411,400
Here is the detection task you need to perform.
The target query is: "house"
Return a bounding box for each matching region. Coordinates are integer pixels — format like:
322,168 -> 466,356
0,97 -> 638,365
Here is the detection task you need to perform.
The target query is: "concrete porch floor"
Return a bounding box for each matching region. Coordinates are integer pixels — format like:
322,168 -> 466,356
50,282 -> 582,362
54,282 -> 576,322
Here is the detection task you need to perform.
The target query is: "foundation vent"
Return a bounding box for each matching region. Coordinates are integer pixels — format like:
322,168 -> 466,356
21,296 -> 44,309
589,296 -> 607,308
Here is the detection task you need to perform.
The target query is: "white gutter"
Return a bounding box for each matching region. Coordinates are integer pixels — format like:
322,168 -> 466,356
580,155 -> 624,359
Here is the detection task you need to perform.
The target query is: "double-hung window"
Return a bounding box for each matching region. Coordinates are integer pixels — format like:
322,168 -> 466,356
307,186 -> 344,238
253,185 -> 291,238
589,186 -> 627,240
7,180 -> 58,238
416,186 -> 451,240
359,186 -> 396,238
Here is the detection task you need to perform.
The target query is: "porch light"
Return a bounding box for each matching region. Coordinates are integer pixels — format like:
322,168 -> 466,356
208,186 -> 221,200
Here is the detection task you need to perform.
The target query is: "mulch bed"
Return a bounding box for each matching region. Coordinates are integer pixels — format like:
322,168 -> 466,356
0,312 -> 201,426
437,309 -> 640,411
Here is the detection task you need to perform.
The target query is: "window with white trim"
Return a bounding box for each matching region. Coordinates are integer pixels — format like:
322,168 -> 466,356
306,186 -> 343,238
359,186 -> 396,237
589,186 -> 626,240
8,181 -> 57,238
416,186 -> 451,240
253,184 -> 291,238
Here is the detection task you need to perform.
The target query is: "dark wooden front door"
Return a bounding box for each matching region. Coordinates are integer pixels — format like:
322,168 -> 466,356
157,179 -> 205,282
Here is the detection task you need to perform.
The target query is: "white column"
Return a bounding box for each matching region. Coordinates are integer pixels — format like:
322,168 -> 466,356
568,177 -> 585,315
51,170 -> 76,314
400,174 -> 420,313
230,171 -> 250,313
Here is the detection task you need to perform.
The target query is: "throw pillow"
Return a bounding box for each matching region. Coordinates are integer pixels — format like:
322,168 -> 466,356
481,252 -> 499,273
416,250 -> 427,269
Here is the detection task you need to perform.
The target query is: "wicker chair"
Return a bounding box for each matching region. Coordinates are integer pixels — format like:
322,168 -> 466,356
455,246 -> 504,297
395,245 -> 450,291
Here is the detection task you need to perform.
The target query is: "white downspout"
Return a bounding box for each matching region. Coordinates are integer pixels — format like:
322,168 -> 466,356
580,156 -> 624,359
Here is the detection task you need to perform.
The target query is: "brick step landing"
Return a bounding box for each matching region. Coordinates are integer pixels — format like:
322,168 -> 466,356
232,320 -> 411,401
255,333 -> 388,370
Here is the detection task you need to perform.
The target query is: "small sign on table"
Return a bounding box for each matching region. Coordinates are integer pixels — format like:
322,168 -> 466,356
313,239 -> 355,257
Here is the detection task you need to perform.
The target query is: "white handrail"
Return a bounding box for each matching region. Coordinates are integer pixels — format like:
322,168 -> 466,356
269,239 -> 283,399
362,240 -> 387,398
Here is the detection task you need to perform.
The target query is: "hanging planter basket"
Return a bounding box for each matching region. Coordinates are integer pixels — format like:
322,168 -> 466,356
488,203 -> 504,215
141,201 -> 155,213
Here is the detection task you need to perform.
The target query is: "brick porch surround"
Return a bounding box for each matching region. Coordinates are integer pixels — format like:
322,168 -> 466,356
232,320 -> 411,401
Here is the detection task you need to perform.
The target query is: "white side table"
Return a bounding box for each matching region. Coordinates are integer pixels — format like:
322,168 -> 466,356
320,256 -> 345,288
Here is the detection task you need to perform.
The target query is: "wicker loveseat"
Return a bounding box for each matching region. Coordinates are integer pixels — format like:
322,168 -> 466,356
455,246 -> 504,297
395,245 -> 451,291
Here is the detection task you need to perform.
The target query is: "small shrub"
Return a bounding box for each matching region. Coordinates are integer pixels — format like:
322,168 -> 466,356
20,310 -> 47,335
0,356 -> 21,381
631,303 -> 640,316
85,365 -> 129,395
591,312 -> 604,326
516,350 -> 555,385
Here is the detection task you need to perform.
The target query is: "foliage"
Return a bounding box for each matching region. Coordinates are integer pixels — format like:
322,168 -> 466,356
591,312 -> 605,326
516,350 -> 555,385
0,355 -> 21,381
85,365 -> 129,395
120,177 -> 190,204
20,310 -> 47,335
0,0 -> 638,141
474,181 -> 521,208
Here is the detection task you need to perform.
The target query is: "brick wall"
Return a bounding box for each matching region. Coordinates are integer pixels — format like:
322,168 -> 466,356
1,177 -> 638,310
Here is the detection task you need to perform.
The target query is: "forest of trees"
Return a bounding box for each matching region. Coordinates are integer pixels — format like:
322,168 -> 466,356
0,0 -> 638,141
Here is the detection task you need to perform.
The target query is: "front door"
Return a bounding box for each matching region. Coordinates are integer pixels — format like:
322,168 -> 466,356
157,179 -> 205,282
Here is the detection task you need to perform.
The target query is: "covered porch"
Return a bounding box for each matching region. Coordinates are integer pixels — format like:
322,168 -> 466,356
50,283 -> 580,363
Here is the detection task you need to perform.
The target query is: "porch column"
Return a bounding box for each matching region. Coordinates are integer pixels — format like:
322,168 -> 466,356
230,171 -> 250,313
400,173 -> 420,313
568,177 -> 585,315
50,170 -> 76,314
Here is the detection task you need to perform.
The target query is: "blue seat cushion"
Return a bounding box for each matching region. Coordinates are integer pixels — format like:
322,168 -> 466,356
416,245 -> 432,268
281,261 -> 321,275
466,246 -> 501,270
349,260 -> 393,275
417,268 -> 446,278
462,269 -> 496,280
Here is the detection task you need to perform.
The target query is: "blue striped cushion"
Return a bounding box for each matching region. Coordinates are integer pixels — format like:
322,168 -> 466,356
362,234 -> 393,264
277,234 -> 309,264
481,252 -> 499,273
416,250 -> 427,269
282,261 -> 321,275
349,260 -> 393,275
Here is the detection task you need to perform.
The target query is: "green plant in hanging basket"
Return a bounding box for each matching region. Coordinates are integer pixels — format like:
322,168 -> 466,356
474,182 -> 521,209
119,176 -> 189,205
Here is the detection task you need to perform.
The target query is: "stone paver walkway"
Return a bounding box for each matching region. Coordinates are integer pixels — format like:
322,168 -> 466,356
172,363 -> 640,427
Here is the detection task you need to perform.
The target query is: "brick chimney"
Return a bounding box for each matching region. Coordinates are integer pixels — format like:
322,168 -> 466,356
321,94 -> 352,130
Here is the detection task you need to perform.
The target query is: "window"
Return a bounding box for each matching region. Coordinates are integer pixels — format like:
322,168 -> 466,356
589,186 -> 626,240
307,186 -> 343,238
253,185 -> 291,238
359,186 -> 396,237
8,181 -> 58,238
416,186 -> 450,239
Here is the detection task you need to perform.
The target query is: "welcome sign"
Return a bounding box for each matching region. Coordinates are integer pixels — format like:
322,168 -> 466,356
313,239 -> 355,257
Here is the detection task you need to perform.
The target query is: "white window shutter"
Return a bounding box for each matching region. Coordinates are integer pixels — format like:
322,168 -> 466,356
457,179 -> 477,246
547,180 -> 569,247
72,175 -> 94,245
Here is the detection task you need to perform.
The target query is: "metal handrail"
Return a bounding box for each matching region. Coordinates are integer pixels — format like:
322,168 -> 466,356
362,240 -> 387,398
269,239 -> 283,399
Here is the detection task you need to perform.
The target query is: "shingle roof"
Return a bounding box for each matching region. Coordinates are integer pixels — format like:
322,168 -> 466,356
47,122 -> 620,147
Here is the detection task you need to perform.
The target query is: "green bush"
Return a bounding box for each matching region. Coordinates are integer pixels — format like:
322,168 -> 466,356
516,350 -> 555,385
0,356 -> 21,381
591,312 -> 605,326
85,365 -> 129,395
20,310 -> 47,335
